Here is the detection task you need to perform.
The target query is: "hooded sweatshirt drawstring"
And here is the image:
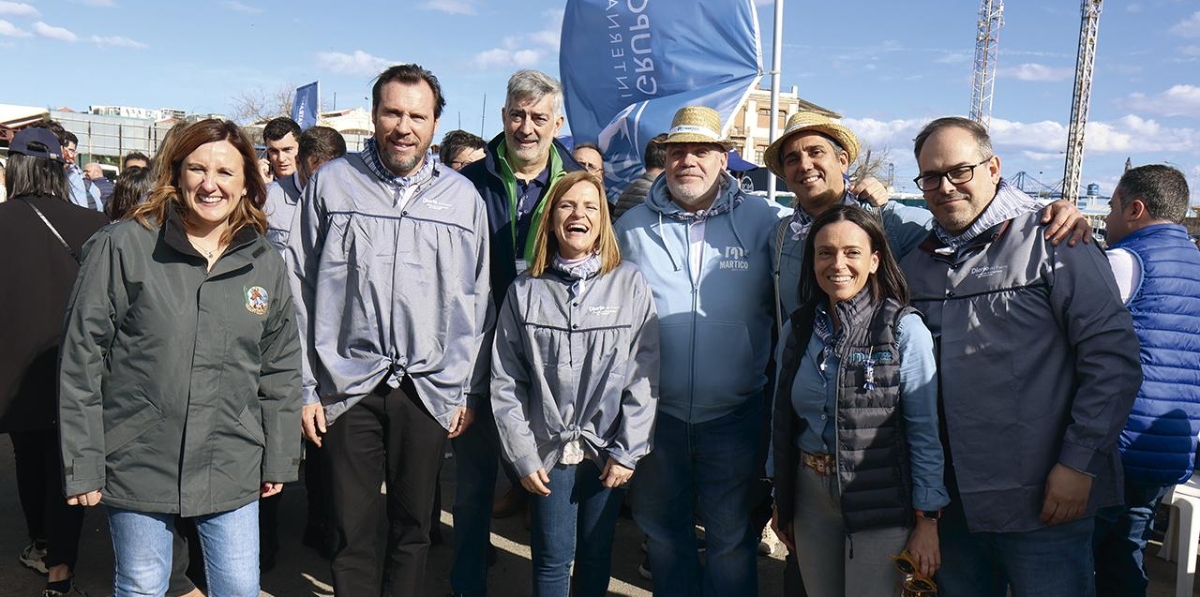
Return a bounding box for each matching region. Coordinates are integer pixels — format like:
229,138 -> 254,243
655,210 -> 683,272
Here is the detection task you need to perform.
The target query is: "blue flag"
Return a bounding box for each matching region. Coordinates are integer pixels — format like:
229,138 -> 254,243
560,0 -> 762,199
291,81 -> 319,131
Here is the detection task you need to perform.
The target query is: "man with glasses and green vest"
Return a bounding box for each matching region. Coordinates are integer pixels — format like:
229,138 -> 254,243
452,68 -> 583,597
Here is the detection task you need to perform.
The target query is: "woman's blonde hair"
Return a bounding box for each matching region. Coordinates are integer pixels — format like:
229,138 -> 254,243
128,119 -> 267,243
528,170 -> 620,277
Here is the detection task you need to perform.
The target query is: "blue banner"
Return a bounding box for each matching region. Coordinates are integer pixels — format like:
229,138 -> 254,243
291,81 -> 319,131
560,0 -> 762,199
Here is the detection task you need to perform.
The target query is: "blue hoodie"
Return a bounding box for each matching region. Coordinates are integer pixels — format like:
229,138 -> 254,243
614,172 -> 788,423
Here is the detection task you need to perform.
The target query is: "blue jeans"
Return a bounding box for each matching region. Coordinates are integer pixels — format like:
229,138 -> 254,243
935,497 -> 1096,597
630,398 -> 762,597
108,500 -> 259,597
529,460 -> 625,597
451,403 -> 502,596
1092,481 -> 1170,597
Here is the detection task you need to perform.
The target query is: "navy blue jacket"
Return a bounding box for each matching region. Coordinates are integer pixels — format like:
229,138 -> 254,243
460,133 -> 582,307
1110,224 -> 1200,486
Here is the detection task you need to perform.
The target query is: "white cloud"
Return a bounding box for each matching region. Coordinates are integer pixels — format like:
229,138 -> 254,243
471,47 -> 542,69
0,1 -> 37,17
934,52 -> 972,65
842,117 -> 925,151
220,1 -> 262,14
316,50 -> 396,76
845,115 -> 1198,157
420,0 -> 477,15
1171,12 -> 1200,37
1181,45 -> 1200,57
994,116 -> 1198,154
1127,3 -> 1142,12
997,63 -> 1073,82
0,18 -> 29,36
1021,150 -> 1063,162
33,21 -> 78,42
75,0 -> 116,6
1121,84 -> 1200,117
90,34 -> 146,49
470,9 -> 560,69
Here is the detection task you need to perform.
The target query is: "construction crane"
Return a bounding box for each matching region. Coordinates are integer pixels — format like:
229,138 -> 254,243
969,0 -> 1004,129
1062,0 -> 1103,204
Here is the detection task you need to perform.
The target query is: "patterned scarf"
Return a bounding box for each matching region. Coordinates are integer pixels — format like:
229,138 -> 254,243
552,252 -> 601,296
361,137 -> 434,189
932,179 -> 1039,253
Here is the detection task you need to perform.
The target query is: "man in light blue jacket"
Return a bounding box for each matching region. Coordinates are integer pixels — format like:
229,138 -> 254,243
614,106 -> 785,597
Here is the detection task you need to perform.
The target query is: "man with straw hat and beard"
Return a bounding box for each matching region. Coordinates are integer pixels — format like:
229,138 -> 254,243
614,106 -> 787,597
763,111 -> 1094,320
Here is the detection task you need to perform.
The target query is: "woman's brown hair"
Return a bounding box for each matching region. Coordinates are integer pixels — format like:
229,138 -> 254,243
128,119 -> 267,243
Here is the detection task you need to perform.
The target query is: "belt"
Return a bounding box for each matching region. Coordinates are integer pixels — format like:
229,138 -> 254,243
802,452 -> 836,477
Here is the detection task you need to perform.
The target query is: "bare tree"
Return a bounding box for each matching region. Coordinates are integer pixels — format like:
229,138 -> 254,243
850,144 -> 894,188
229,86 -> 295,125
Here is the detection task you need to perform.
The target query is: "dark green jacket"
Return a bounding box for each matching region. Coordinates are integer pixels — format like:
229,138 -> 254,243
59,212 -> 302,516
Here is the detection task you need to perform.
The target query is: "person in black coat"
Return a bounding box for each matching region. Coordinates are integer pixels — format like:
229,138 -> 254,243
0,127 -> 109,597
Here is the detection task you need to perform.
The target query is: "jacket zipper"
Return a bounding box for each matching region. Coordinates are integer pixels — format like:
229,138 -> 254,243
686,221 -> 699,424
834,331 -> 853,559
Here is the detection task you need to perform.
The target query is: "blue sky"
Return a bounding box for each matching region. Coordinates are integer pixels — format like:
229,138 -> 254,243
3,0 -> 1198,201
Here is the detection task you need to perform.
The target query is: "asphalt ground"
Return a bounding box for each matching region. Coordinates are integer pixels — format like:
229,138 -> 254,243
0,441 -> 1193,596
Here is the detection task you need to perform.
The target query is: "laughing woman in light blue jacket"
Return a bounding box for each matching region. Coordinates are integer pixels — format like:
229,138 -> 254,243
491,171 -> 659,597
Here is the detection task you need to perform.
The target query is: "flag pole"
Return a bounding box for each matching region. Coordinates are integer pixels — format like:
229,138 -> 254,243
767,0 -> 784,205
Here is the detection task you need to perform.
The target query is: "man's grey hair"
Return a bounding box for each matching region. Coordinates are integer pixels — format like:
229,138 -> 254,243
505,70 -> 563,117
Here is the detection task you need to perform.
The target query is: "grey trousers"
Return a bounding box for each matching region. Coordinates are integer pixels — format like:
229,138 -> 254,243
791,462 -> 909,597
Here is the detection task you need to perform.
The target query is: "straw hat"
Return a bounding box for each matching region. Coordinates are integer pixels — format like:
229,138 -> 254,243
762,112 -> 860,177
662,106 -> 734,149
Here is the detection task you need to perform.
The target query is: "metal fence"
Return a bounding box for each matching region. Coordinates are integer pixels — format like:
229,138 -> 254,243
51,110 -> 176,164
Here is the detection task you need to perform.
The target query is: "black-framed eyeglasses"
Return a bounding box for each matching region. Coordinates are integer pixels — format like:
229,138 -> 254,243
913,158 -> 992,191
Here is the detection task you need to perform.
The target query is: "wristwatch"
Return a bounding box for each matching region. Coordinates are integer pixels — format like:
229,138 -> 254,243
917,509 -> 942,522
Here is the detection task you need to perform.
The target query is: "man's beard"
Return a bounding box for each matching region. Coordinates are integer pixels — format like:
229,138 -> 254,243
380,142 -> 428,177
668,178 -> 720,209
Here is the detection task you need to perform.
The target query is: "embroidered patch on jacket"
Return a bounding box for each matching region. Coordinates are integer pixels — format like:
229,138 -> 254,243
847,350 -> 895,365
244,285 -> 269,316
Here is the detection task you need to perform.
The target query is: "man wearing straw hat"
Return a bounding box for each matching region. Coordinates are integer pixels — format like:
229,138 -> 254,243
762,111 -> 1092,320
614,105 -> 786,597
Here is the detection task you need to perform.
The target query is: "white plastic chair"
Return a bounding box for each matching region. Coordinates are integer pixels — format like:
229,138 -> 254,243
1158,473 -> 1200,597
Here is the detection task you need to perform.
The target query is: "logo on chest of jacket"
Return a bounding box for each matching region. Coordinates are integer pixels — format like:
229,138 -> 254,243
244,286 -> 269,316
588,305 -> 619,317
970,265 -> 1008,279
847,350 -> 895,365
720,246 -> 750,271
422,198 -> 452,211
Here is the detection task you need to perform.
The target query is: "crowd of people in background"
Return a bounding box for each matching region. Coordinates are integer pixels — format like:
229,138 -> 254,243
0,60 -> 1198,597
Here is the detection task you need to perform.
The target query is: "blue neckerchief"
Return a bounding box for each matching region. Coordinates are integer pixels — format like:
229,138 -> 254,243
813,303 -> 841,374
813,289 -> 879,389
361,137 -> 434,189
933,179 -> 1039,253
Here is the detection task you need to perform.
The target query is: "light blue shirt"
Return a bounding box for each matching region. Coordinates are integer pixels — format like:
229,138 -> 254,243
789,306 -> 949,511
67,164 -> 101,210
